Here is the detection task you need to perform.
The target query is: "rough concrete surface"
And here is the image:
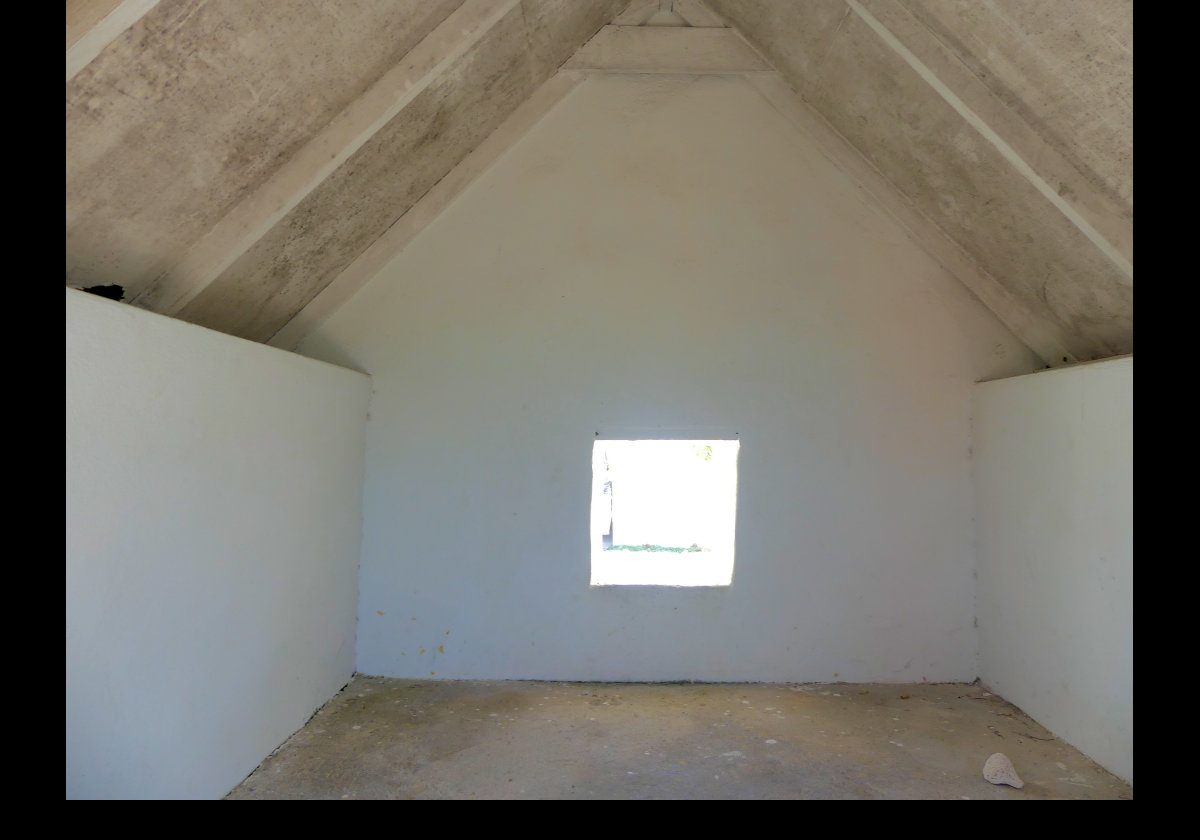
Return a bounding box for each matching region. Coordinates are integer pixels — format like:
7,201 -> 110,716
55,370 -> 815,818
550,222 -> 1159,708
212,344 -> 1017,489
66,0 -> 463,296
899,0 -> 1132,210
226,676 -> 1131,799
707,0 -> 1132,361
173,0 -> 625,342
67,0 -> 1131,364
814,12 -> 1130,357
862,0 -> 1131,265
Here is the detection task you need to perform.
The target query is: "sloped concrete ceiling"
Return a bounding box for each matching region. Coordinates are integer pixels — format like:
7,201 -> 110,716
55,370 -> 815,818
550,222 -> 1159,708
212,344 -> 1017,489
66,0 -> 1131,363
66,0 -> 627,341
704,0 -> 1132,361
68,0 -> 462,300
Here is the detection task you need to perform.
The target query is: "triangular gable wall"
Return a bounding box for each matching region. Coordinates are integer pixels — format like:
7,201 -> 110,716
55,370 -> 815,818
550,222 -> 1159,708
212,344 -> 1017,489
290,43 -> 1038,684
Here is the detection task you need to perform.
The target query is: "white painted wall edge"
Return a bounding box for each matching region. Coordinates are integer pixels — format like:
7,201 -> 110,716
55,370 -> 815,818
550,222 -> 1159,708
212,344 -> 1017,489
972,354 -> 1132,783
67,289 -> 371,798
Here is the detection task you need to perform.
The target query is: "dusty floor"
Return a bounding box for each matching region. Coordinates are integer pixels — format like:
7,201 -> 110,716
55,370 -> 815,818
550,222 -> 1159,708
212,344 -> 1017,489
226,676 -> 1131,799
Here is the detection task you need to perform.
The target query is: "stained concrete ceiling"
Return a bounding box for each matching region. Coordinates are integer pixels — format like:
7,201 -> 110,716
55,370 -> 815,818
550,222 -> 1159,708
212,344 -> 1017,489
66,0 -> 1132,366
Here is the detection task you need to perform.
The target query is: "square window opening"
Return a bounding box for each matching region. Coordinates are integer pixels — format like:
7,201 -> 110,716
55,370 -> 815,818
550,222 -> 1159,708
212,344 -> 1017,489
590,438 -> 739,586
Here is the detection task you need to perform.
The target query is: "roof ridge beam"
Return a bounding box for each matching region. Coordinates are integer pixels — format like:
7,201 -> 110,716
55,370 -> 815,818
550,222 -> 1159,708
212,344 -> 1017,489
671,0 -> 729,28
563,25 -> 770,74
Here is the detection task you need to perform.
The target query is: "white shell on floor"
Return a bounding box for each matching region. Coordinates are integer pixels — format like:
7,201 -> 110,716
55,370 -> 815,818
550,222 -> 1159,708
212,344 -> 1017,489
983,752 -> 1025,788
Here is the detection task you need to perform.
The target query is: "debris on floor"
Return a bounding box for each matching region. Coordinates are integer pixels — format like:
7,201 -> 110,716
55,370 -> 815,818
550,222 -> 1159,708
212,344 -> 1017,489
983,752 -> 1025,789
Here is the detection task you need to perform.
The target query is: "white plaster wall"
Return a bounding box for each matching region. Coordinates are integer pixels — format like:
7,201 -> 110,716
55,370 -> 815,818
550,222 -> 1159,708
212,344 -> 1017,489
973,356 -> 1132,783
66,289 -> 371,799
298,74 -> 1037,683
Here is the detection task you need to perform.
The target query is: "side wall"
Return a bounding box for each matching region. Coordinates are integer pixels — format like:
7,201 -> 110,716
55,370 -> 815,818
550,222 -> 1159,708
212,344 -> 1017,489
66,289 -> 371,799
298,74 -> 1038,684
974,356 -> 1133,783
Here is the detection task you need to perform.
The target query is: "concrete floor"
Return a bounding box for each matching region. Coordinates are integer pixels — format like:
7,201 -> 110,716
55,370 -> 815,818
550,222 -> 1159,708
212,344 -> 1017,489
226,676 -> 1132,800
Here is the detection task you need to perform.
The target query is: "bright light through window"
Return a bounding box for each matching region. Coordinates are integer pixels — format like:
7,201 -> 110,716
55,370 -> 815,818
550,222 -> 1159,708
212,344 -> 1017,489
590,439 -> 739,586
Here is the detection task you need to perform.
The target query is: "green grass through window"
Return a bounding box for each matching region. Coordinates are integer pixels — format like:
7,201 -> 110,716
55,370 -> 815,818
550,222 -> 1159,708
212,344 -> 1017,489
603,544 -> 711,553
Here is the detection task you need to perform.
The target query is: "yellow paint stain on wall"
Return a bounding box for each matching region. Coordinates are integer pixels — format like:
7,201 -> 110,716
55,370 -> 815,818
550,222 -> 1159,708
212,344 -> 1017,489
438,645 -> 444,654
419,649 -> 426,654
376,611 -> 385,615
